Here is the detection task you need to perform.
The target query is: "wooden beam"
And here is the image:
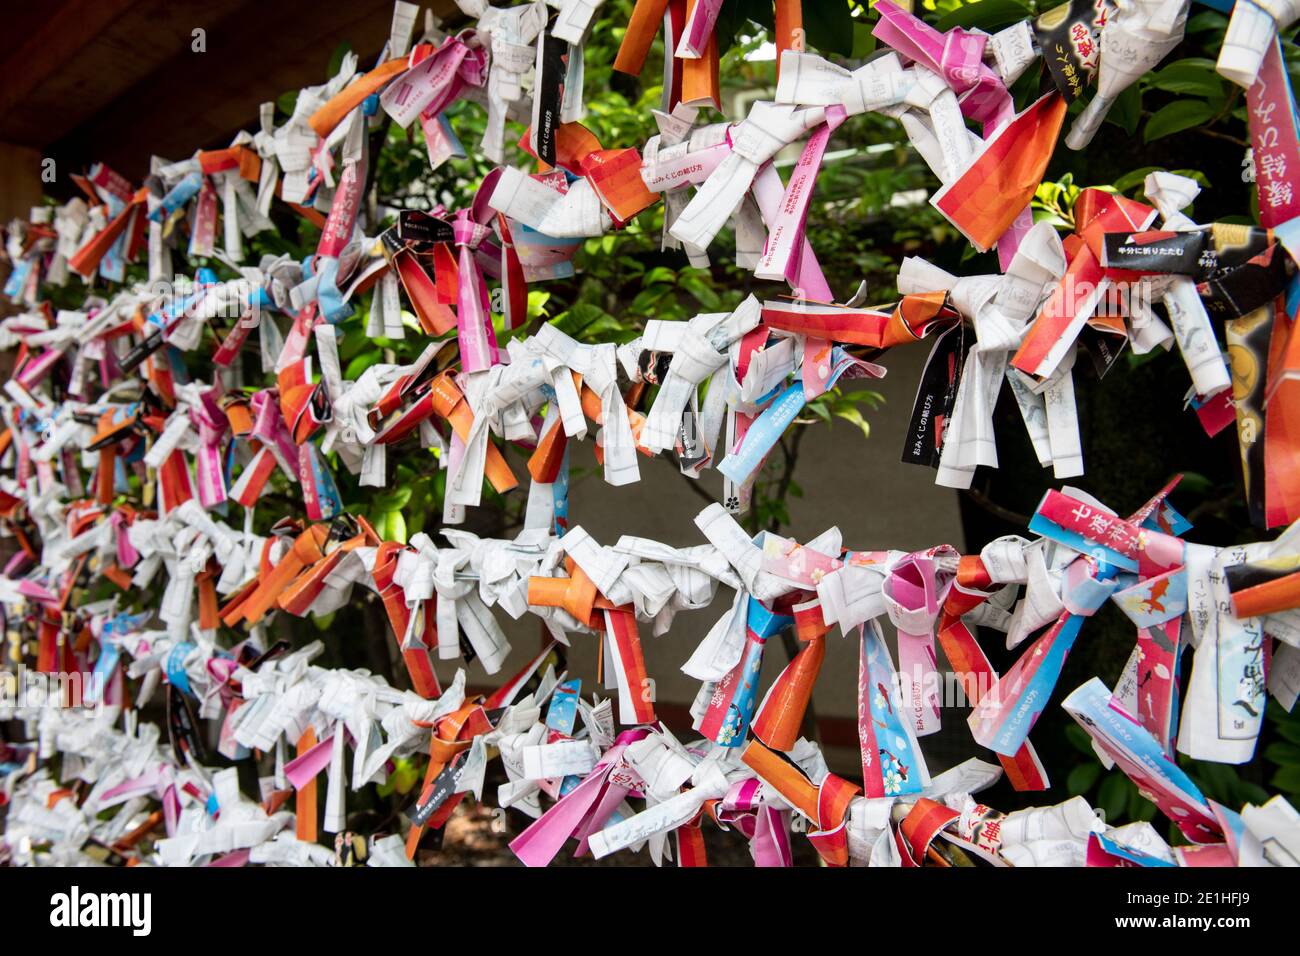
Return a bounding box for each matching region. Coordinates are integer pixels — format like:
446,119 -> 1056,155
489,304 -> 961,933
0,0 -> 141,136
0,0 -> 262,150
0,142 -> 44,222
40,0 -> 463,182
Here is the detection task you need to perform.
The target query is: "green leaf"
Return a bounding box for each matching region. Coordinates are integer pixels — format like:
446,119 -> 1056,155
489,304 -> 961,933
933,0 -> 1032,33
387,510 -> 408,545
276,90 -> 299,117
737,0 -> 774,31
1144,100 -> 1218,143
847,388 -> 885,409
1067,762 -> 1101,795
327,41 -> 353,78
1148,59 -> 1225,99
1098,773 -> 1131,823
338,326 -> 370,361
391,757 -> 420,795
1265,742 -> 1300,767
712,0 -> 748,55
1236,781 -> 1270,806
1032,211 -> 1073,229
1275,717 -> 1300,746
527,289 -> 552,319
344,351 -> 382,382
552,303 -> 615,339
1127,779 -> 1151,821
1035,180 -> 1062,206
1171,168 -> 1213,190
1065,723 -> 1095,756
631,286 -> 671,313
681,275 -> 721,310
1270,765 -> 1300,793
1186,11 -> 1228,34
851,22 -> 876,59
804,0 -> 855,58
1174,470 -> 1216,495
833,405 -> 871,440
372,486 -> 413,512
1189,760 -> 1242,804
1108,84 -> 1142,137
1132,799 -> 1158,823
1112,166 -> 1163,195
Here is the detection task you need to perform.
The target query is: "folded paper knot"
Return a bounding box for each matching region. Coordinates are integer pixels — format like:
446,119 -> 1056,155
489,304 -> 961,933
932,554 -> 1050,792
452,210 -> 490,250
1218,0 -> 1300,88
248,389 -> 299,476
883,548 -> 959,738
741,738 -> 862,867
1065,0 -> 1189,150
425,370 -> 518,495
380,33 -> 488,131
668,103 -> 831,252
331,366 -> 396,446
641,297 -> 761,454
902,221 -> 1068,490
774,49 -> 914,116
874,0 -> 1012,126
371,540 -> 443,700
1144,171 -> 1201,229
392,546 -> 436,604
508,726 -> 651,867
1013,189 -> 1157,382
444,213 -> 500,374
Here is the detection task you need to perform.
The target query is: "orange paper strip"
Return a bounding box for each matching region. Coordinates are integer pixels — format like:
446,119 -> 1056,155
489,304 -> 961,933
614,0 -> 671,75
931,93 -> 1067,253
